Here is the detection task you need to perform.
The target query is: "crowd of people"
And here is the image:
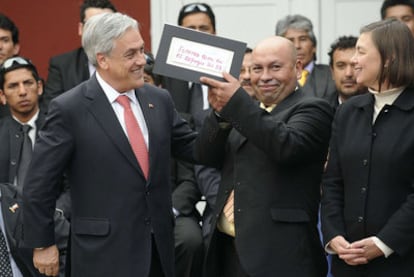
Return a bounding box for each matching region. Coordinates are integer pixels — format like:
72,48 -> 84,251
1,0 -> 414,276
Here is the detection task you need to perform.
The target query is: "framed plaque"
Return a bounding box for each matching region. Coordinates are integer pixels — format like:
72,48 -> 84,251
153,24 -> 247,83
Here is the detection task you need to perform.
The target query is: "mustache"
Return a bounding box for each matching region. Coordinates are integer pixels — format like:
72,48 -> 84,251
240,80 -> 251,86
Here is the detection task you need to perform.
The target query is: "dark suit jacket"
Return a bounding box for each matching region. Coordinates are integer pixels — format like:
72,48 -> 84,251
23,76 -> 197,277
42,47 -> 90,111
321,88 -> 414,277
0,112 -> 70,276
162,77 -> 218,238
0,111 -> 70,216
171,113 -> 201,219
0,104 -> 10,119
302,64 -> 337,107
1,183 -> 44,277
195,88 -> 333,277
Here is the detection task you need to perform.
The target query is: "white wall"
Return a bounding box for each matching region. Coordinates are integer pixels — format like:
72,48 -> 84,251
150,0 -> 383,64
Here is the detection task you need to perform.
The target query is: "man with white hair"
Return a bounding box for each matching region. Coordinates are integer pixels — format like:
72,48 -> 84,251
23,13 -> 196,277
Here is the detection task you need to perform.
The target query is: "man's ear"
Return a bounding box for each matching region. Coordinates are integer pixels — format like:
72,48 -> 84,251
78,22 -> 84,37
37,80 -> 44,96
296,60 -> 303,80
13,43 -> 20,56
0,90 -> 6,105
96,53 -> 108,70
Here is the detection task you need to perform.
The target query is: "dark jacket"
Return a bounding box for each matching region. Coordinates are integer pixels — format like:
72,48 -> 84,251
322,88 -> 414,276
196,88 -> 333,277
23,77 -> 197,277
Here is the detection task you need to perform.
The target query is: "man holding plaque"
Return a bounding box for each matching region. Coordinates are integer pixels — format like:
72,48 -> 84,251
195,36 -> 332,277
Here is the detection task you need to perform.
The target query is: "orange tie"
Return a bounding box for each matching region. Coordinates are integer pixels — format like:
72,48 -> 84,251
117,95 -> 149,179
298,69 -> 309,86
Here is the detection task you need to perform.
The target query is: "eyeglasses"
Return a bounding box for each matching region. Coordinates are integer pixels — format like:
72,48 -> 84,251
182,3 -> 209,13
1,57 -> 31,71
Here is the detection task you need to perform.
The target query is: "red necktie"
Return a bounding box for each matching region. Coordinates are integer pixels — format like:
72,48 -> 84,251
116,95 -> 149,179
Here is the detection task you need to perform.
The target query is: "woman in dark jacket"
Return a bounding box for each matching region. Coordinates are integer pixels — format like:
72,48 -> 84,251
321,18 -> 414,277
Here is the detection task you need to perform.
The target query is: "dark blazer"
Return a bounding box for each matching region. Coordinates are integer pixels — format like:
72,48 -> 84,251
0,112 -> 69,276
0,104 -> 10,119
162,77 -> 193,114
0,112 -> 45,184
302,64 -> 337,107
195,88 -> 333,277
162,77 -> 219,238
42,47 -> 90,111
23,76 -> 197,277
0,111 -> 70,216
1,183 -> 44,277
321,88 -> 414,277
170,113 -> 201,219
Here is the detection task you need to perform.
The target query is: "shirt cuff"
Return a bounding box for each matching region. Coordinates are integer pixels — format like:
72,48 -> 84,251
325,241 -> 337,255
372,236 -> 393,258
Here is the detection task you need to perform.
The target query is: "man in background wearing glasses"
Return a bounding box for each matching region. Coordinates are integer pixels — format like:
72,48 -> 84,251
161,3 -> 219,277
0,57 -> 69,277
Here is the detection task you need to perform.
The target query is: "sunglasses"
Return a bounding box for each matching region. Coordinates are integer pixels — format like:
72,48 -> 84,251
145,53 -> 154,65
182,3 -> 209,13
1,57 -> 32,71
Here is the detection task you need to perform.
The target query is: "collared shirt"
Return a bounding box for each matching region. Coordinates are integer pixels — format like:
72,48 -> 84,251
12,110 -> 39,187
88,61 -> 96,78
0,191 -> 23,277
96,72 -> 149,148
12,109 -> 39,148
259,102 -> 277,113
304,60 -> 315,74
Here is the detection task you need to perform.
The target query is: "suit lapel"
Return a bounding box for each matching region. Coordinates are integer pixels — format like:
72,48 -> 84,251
8,119 -> 22,184
83,76 -> 144,176
0,184 -> 21,247
233,90 -> 303,150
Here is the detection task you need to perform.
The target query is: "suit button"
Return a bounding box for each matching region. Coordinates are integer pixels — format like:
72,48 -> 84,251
145,190 -> 150,196
362,159 -> 368,166
236,208 -> 241,212
361,187 -> 367,193
10,160 -> 17,166
144,217 -> 151,225
372,132 -> 377,137
357,216 -> 364,222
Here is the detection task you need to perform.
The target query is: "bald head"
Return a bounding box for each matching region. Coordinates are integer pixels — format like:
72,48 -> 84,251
250,36 -> 301,106
253,36 -> 297,64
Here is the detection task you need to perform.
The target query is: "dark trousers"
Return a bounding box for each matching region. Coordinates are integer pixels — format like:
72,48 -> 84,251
149,235 -> 165,277
216,232 -> 250,277
174,216 -> 204,277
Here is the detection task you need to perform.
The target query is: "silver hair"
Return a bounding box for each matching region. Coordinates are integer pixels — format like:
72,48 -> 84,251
275,14 -> 317,47
82,12 -> 139,66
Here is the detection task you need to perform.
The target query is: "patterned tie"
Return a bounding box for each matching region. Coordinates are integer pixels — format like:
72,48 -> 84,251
298,69 -> 309,87
116,95 -> 149,179
17,124 -> 32,188
0,227 -> 13,277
